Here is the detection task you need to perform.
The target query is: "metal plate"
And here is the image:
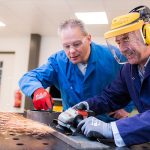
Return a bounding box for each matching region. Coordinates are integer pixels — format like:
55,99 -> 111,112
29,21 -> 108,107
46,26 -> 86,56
26,110 -> 150,150
26,110 -> 60,126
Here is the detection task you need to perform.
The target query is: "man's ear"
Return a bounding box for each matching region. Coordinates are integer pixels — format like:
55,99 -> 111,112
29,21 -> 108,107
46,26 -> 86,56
87,34 -> 92,43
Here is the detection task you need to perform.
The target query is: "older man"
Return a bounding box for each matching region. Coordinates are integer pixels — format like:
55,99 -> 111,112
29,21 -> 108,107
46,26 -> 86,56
76,5 -> 150,147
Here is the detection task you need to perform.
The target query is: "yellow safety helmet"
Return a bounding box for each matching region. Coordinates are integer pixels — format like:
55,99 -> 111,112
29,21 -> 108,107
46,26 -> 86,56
104,5 -> 150,45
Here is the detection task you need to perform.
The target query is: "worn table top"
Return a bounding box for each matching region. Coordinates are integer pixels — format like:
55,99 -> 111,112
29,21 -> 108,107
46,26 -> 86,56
1,132 -> 150,150
0,132 -> 76,150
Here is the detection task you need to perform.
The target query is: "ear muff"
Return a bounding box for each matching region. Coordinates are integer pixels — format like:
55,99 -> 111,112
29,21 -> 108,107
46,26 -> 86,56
129,5 -> 150,45
142,23 -> 150,45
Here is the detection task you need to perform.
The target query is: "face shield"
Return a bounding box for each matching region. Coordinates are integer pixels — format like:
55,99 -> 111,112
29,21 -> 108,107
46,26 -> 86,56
104,13 -> 146,64
105,29 -> 146,64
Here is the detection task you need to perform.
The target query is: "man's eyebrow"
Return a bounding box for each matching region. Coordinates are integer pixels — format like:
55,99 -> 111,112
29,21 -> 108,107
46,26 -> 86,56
63,40 -> 82,45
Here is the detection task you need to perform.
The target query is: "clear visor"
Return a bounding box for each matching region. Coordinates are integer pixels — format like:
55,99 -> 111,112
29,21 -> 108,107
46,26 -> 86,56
106,29 -> 145,64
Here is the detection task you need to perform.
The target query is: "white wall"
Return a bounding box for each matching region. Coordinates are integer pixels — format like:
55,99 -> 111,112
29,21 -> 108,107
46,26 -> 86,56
92,36 -> 107,45
39,36 -> 62,65
0,35 -> 30,112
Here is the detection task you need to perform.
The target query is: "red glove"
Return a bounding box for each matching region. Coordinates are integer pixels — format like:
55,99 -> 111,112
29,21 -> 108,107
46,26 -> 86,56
33,88 -> 54,110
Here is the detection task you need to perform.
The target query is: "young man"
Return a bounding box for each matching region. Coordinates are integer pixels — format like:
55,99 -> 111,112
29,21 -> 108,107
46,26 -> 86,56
19,19 -> 133,121
75,6 -> 150,147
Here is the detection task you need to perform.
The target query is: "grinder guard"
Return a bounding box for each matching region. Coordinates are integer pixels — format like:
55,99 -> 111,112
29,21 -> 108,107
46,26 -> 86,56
57,108 -> 94,135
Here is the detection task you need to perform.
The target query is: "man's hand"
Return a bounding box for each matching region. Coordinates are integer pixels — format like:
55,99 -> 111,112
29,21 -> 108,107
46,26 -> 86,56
77,116 -> 113,139
33,88 -> 54,110
73,101 -> 89,110
108,109 -> 129,119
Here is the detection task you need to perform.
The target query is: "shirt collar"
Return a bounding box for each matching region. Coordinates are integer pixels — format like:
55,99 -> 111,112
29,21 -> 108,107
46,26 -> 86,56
144,56 -> 150,68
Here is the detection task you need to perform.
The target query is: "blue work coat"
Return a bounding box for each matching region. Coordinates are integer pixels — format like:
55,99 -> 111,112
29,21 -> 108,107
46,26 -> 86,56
86,61 -> 150,146
19,42 -> 133,112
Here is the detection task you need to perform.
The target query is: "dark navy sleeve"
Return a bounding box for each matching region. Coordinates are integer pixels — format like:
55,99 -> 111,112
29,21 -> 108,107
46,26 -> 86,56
116,110 -> 150,146
86,66 -> 131,115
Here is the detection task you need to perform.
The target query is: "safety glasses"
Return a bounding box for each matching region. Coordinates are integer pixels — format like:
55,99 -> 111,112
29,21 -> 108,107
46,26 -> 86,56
63,37 -> 87,51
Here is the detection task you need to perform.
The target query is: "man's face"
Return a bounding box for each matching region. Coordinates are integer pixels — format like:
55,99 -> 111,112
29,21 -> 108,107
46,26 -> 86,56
115,31 -> 147,65
60,27 -> 91,64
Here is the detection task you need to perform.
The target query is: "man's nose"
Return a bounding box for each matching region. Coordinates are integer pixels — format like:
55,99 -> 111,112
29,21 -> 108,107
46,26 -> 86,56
119,43 -> 128,52
69,46 -> 76,53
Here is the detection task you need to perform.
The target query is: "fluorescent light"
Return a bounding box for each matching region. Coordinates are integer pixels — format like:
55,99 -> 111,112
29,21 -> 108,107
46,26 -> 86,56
75,12 -> 108,24
0,21 -> 6,27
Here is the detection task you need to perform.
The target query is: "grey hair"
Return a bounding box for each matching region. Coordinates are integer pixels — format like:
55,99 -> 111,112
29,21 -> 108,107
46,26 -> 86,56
58,19 -> 88,36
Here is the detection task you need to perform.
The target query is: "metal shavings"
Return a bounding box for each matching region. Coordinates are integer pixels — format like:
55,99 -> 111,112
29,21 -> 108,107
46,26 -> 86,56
0,112 -> 53,137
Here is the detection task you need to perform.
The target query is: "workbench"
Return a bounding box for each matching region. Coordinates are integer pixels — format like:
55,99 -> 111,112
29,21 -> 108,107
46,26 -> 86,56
24,110 -> 150,150
2,111 -> 149,150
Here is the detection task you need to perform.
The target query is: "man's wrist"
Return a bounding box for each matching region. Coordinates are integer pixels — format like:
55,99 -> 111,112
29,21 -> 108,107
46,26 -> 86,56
111,122 -> 126,147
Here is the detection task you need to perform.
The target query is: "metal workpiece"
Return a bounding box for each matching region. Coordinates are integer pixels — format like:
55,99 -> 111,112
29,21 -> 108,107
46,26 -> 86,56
26,110 -> 150,150
26,110 -> 112,149
26,110 -> 60,126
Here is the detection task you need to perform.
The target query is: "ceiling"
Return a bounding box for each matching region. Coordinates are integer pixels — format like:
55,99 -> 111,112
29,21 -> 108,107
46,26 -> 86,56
0,0 -> 149,37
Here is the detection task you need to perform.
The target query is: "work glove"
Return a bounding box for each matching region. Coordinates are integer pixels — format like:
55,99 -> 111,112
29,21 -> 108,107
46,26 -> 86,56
73,101 -> 89,110
77,116 -> 113,139
33,88 -> 54,111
